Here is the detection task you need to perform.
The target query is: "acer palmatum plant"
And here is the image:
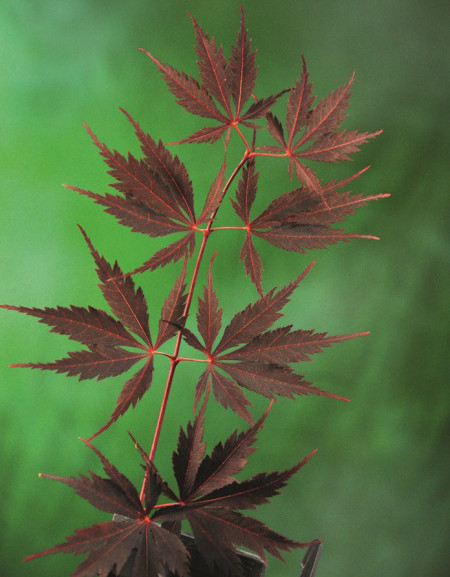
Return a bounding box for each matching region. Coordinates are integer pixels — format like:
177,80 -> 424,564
1,7 -> 388,577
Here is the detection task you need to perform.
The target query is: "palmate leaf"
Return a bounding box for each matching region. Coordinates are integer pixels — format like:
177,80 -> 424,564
1,230 -> 162,439
261,58 -> 381,199
66,111 -> 197,276
142,7 -> 284,145
182,261 -> 356,421
25,417 -> 315,577
231,166 -> 389,290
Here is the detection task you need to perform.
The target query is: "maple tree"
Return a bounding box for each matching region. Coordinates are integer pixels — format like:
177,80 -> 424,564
1,6 -> 387,576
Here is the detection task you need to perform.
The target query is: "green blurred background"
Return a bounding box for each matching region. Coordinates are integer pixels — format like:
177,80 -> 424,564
1,1 -> 448,576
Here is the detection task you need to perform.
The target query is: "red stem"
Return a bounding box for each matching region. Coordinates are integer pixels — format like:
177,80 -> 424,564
139,150 -> 250,502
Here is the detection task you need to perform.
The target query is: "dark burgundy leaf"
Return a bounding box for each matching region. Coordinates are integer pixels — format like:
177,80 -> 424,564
197,255 -> 222,353
180,326 -> 205,354
214,264 -> 313,355
298,128 -> 382,163
155,263 -> 188,348
219,360 -> 339,400
241,91 -> 288,121
152,405 -> 312,574
125,231 -> 196,276
189,364 -> 253,424
83,439 -> 144,511
263,62 -> 381,202
141,49 -> 227,122
172,392 -> 208,499
79,227 -> 152,345
254,224 -> 370,253
73,188 -> 189,237
222,326 -> 368,365
121,108 -> 196,222
193,366 -> 210,413
82,123 -> 187,223
252,174 -> 386,228
108,357 -> 154,424
190,407 -> 270,498
228,5 -> 257,116
266,112 -> 286,147
13,346 -> 147,381
173,123 -> 228,145
132,522 -> 189,577
294,73 -> 355,149
231,159 -> 258,225
239,234 -> 263,294
286,55 -> 315,147
190,14 -> 232,116
184,508 -> 301,572
208,365 -> 254,424
187,509 -> 246,576
194,451 -> 315,511
292,157 -> 323,194
25,520 -> 143,577
0,304 -> 142,350
39,468 -> 140,520
198,161 -> 226,225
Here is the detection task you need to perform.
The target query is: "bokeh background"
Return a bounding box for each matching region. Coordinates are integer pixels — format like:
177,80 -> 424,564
1,1 -> 448,576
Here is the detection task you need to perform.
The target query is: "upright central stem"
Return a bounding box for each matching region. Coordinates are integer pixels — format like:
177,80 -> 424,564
140,151 -> 250,502
147,227 -> 210,464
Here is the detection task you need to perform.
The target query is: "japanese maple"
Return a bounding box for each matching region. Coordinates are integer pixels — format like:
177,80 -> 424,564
1,6 -> 387,576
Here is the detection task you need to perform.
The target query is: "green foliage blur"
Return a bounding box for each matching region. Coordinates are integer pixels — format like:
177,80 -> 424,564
1,1 -> 448,576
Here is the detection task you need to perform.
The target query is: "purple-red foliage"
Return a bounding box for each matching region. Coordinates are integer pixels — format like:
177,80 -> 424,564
0,5 -> 387,576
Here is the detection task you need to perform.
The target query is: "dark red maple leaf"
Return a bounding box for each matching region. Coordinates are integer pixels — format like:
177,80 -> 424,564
25,407 -> 317,577
182,259 -> 363,422
0,228 -> 185,439
261,56 -> 382,198
65,109 -> 197,277
231,163 -> 390,291
141,7 -> 285,145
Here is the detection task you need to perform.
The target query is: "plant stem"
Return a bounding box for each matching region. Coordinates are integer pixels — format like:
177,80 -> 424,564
139,150 -> 250,502
210,225 -> 247,232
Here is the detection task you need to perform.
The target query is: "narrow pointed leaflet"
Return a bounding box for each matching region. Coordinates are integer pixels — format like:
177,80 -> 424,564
155,260 -> 188,348
230,160 -> 263,292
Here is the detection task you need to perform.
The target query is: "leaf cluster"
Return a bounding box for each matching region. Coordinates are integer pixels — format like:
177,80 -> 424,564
26,403 -> 317,577
0,5 -> 387,576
